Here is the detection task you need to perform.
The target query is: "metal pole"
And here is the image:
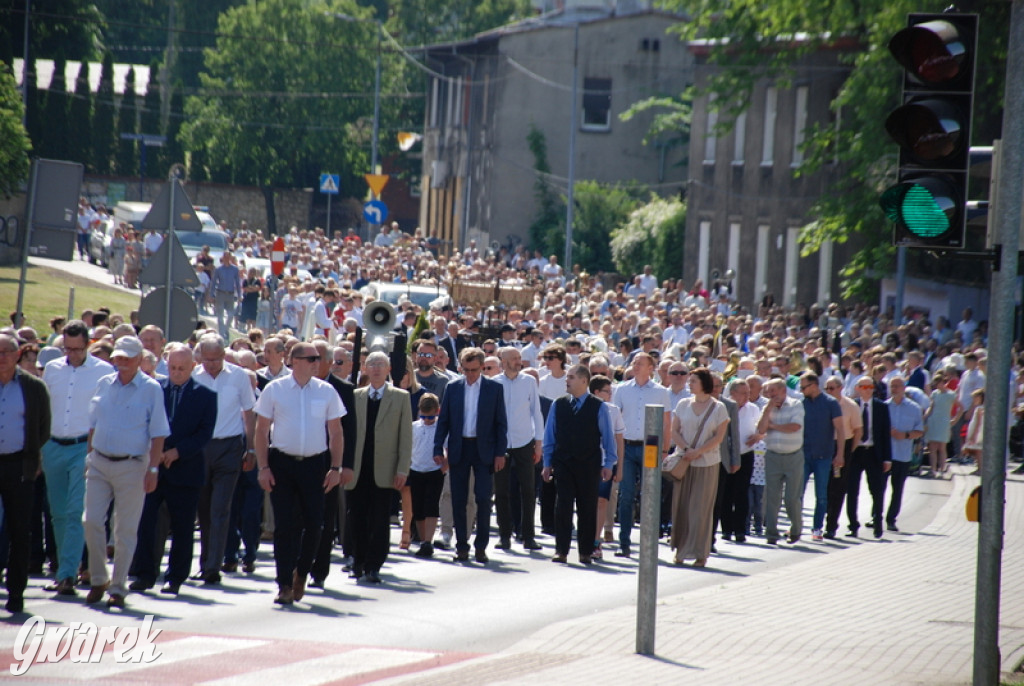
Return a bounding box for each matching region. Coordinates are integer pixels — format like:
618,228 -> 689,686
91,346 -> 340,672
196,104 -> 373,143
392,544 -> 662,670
21,0 -> 30,126
975,3 -> 1024,683
326,193 -> 332,238
636,403 -> 663,655
67,287 -> 75,322
15,158 -> 39,322
564,24 -> 579,269
894,246 -> 906,321
164,177 -> 175,337
371,21 -> 381,176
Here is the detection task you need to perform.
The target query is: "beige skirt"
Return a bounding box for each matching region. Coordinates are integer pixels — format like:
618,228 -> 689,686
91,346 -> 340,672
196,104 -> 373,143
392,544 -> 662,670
670,464 -> 719,562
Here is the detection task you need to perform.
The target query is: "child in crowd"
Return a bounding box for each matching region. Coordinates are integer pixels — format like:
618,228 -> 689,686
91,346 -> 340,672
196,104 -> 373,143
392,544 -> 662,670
408,393 -> 445,558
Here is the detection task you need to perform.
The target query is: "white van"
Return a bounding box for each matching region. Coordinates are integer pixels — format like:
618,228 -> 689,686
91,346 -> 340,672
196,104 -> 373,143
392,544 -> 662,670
112,201 -> 152,229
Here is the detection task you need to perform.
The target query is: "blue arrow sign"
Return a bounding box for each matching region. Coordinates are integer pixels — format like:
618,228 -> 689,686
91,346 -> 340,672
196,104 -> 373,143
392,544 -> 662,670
319,173 -> 340,195
363,200 -> 388,225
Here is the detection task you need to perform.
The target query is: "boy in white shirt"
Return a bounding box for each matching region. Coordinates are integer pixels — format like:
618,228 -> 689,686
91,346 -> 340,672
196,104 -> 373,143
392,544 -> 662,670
409,394 -> 445,558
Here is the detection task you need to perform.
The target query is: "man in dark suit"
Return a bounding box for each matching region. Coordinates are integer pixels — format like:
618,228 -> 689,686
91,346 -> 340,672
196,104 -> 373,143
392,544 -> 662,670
433,347 -> 508,563
847,375 -> 892,539
131,346 -> 217,595
345,352 -> 412,583
0,333 -> 51,613
310,342 -> 358,587
710,373 -> 743,544
433,315 -> 460,373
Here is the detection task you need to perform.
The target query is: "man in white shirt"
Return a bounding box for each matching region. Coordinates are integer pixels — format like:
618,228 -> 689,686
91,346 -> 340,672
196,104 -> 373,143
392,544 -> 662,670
493,347 -> 545,551
312,288 -> 337,340
192,334 -> 256,585
755,379 -> 805,545
638,265 -> 658,297
41,320 -> 114,596
255,342 -> 347,604
611,352 -> 670,557
662,311 -> 691,350
520,328 -> 545,369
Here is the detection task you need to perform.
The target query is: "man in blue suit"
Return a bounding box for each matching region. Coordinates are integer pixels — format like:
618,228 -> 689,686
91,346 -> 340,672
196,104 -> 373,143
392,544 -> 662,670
433,347 -> 508,563
131,346 -> 217,595
847,375 -> 892,539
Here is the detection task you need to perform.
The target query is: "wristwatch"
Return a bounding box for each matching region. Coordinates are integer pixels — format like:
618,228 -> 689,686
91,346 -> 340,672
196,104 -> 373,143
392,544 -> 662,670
329,466 -> 342,472
148,466 -> 159,474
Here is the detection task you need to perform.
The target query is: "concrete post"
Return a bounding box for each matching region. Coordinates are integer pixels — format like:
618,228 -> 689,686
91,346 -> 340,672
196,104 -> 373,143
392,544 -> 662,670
636,403 -> 663,655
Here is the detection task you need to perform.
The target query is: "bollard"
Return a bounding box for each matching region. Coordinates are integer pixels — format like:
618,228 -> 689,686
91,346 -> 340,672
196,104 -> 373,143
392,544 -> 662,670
67,287 -> 75,322
636,403 -> 664,655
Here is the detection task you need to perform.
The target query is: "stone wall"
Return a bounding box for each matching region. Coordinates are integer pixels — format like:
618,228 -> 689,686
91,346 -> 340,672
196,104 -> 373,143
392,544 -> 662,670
80,175 -> 315,237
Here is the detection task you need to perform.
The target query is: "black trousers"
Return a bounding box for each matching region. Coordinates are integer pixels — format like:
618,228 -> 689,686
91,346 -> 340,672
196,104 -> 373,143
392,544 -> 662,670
134,481 -> 201,586
825,438 -> 853,535
311,486 -> 341,583
268,450 -> 326,590
552,457 -> 601,557
537,463 -> 556,534
494,441 -> 538,543
886,460 -> 910,526
347,468 -> 392,574
450,439 -> 494,554
846,445 -> 886,529
0,459 -> 34,601
720,452 -> 754,539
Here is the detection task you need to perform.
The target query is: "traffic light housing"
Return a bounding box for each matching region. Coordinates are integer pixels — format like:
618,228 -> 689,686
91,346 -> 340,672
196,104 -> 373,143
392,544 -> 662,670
880,13 -> 978,249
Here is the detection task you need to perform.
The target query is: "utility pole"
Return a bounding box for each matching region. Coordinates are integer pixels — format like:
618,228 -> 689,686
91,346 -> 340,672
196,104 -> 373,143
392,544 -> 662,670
564,24 -> 579,270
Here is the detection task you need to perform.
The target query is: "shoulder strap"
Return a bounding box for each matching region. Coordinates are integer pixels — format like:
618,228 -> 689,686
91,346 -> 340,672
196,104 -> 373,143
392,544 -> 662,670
689,401 -> 717,449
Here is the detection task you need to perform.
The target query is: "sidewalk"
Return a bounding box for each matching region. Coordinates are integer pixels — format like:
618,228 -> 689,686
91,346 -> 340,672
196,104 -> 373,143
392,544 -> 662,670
381,468 -> 1024,685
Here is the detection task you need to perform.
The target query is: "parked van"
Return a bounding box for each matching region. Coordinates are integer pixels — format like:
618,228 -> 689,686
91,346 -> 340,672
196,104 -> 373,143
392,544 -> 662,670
112,201 -> 152,229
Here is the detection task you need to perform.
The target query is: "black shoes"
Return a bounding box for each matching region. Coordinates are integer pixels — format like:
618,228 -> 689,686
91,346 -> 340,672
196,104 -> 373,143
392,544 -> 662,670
361,570 -> 382,584
496,538 -> 512,550
523,539 -> 543,551
475,550 -> 489,563
160,582 -> 180,596
415,542 -> 434,558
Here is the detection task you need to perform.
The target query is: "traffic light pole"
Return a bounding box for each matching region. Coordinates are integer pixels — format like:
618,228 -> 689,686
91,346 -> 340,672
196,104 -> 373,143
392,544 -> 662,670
974,2 -> 1024,683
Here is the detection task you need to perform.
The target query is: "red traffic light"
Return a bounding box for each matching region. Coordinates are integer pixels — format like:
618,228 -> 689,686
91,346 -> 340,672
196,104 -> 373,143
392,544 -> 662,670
884,97 -> 967,164
888,19 -> 970,87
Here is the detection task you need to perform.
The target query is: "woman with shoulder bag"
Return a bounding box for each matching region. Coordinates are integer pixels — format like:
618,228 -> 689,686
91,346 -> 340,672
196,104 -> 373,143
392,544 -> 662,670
667,367 -> 730,567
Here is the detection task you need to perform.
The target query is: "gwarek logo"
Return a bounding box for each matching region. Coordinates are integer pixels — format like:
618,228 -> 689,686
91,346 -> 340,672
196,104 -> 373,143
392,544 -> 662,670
11,615 -> 162,676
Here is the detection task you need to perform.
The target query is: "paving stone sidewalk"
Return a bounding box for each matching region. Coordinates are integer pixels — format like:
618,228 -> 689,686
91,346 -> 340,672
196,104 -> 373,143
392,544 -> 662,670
381,468 -> 1024,685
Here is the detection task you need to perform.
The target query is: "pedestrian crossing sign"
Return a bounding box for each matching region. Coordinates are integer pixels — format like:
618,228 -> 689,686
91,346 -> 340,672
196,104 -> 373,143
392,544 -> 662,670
320,173 -> 340,195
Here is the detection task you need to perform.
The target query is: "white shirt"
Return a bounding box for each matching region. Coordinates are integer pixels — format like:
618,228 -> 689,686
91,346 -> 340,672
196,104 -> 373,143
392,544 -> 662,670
312,299 -> 333,337
958,368 -> 985,407
521,341 -> 544,368
735,401 -> 761,451
538,370 -> 567,400
462,377 -> 481,438
495,372 -> 544,449
613,378 -> 671,441
255,375 -> 344,457
668,385 -> 691,413
193,362 -> 257,438
411,420 -> 442,472
144,232 -> 163,254
43,354 -> 115,438
663,325 -> 690,348
607,403 -> 626,436
639,273 -> 658,297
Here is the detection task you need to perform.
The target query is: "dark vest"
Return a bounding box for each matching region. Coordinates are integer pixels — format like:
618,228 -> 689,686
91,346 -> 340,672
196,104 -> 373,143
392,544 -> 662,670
552,394 -> 602,463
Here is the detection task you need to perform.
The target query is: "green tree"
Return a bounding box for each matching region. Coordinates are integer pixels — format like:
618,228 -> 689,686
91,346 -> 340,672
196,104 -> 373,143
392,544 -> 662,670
392,0 -> 532,46
24,62 -> 44,159
140,60 -> 163,177
91,52 -> 117,174
116,67 -> 138,176
0,0 -> 103,62
610,195 -> 686,280
67,62 -> 92,167
659,0 -> 1009,298
0,66 -> 31,197
563,180 -> 643,275
619,91 -> 692,171
180,0 -> 396,230
526,124 -> 562,253
38,49 -> 69,161
164,83 -> 184,171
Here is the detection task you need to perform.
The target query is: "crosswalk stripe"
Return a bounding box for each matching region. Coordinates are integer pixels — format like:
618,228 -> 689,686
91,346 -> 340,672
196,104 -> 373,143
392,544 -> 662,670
197,647 -> 440,686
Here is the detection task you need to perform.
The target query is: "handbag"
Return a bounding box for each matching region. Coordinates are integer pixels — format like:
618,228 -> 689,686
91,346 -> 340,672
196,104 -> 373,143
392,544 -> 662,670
661,400 -> 716,482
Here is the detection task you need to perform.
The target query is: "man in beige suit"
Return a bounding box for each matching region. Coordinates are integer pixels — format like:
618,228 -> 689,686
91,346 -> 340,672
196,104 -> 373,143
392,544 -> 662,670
345,352 -> 412,584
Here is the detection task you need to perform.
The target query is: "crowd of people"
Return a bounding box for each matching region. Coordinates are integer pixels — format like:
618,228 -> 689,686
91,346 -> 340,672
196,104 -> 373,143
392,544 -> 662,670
1,214 -> 1018,612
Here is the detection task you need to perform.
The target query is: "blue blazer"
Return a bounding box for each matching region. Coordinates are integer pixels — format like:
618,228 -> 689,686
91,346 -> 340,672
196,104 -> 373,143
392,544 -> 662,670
433,376 -> 508,467
161,378 -> 217,487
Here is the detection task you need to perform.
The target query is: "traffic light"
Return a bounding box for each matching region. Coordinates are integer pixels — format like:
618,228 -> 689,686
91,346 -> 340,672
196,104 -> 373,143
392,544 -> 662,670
880,13 -> 978,249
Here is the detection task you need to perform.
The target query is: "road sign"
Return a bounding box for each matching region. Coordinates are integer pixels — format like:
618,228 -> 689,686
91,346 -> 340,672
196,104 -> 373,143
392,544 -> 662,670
143,181 -> 202,232
364,174 -> 389,196
270,236 -> 286,276
320,174 -> 340,195
138,232 -> 199,287
363,200 -> 388,225
138,286 -> 198,344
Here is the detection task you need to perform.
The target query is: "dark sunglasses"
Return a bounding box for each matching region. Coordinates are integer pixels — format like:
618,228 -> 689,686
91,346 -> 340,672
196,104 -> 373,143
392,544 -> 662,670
419,414 -> 438,421
669,371 -> 689,376
417,352 -> 435,358
293,355 -> 320,363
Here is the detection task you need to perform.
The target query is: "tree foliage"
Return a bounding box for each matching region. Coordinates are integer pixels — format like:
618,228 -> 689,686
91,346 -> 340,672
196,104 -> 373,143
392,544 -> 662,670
526,124 -> 562,253
179,0 -> 394,195
67,62 -> 92,168
392,0 -> 532,47
563,180 -> 643,275
116,67 -> 137,176
660,0 -> 1010,298
611,194 -> 686,280
91,52 -> 117,174
0,65 -> 31,197
37,49 -> 68,162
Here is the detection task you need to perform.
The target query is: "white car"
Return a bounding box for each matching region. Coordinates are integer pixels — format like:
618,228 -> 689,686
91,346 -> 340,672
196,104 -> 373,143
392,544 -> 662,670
360,281 -> 449,311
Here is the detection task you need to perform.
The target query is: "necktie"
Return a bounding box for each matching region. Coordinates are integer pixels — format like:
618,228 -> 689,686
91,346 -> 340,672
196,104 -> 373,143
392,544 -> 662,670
862,401 -> 870,443
572,397 -> 581,414
371,389 -> 381,402
169,385 -> 182,422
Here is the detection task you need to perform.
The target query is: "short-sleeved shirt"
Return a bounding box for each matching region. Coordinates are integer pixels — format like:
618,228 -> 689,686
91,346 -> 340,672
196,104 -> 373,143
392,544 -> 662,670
761,397 -> 804,454
613,378 -> 671,441
887,397 -> 924,463
193,363 -> 257,439
255,375 -> 345,457
90,371 -> 170,456
802,392 -> 842,459
673,398 -> 729,467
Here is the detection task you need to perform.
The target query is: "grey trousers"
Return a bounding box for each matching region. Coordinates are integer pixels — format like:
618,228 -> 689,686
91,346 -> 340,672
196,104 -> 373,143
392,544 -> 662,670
83,452 -> 148,596
763,448 -> 805,540
199,436 -> 244,575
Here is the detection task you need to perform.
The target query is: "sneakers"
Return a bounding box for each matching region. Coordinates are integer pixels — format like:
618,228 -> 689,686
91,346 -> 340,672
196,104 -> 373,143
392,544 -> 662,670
812,529 -> 824,542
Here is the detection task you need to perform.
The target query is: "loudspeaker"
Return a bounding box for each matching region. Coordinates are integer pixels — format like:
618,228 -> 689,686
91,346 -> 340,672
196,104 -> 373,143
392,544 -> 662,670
364,301 -> 396,338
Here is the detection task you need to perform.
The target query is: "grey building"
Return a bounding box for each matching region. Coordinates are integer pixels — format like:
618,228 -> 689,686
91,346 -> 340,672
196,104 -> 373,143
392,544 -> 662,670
683,38 -> 861,310
419,2 -> 693,255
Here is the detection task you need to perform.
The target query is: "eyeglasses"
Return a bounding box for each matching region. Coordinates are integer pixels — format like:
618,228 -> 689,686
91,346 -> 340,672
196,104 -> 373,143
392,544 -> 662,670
292,355 -> 320,363
669,371 -> 689,376
800,383 -> 813,390
417,352 -> 434,358
332,360 -> 347,365
419,414 -> 438,421
543,354 -> 560,360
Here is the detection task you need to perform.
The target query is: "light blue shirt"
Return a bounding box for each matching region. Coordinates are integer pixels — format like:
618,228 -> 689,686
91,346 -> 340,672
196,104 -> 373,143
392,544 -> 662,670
887,396 -> 924,463
542,392 -> 619,470
0,375 -> 26,453
90,371 -> 170,457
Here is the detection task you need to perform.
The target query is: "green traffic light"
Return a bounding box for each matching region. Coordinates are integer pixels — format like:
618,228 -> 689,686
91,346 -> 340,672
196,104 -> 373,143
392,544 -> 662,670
880,180 -> 956,238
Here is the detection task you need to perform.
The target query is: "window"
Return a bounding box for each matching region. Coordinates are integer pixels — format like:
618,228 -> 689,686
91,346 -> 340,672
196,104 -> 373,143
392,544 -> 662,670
761,87 -> 777,166
703,101 -> 718,164
792,86 -> 809,166
733,111 -> 747,165
582,77 -> 612,131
